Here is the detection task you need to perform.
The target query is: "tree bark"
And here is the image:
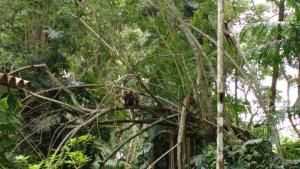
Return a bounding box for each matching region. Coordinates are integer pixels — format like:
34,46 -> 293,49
177,96 -> 189,169
267,0 -> 285,157
217,0 -> 225,169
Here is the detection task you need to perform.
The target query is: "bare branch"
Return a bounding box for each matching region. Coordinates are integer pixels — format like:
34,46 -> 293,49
28,91 -> 86,115
8,64 -> 46,75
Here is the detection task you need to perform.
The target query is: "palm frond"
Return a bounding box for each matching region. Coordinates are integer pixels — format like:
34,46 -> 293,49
241,21 -> 288,41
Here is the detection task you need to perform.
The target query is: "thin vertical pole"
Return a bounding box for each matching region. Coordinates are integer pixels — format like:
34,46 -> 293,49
217,0 -> 225,168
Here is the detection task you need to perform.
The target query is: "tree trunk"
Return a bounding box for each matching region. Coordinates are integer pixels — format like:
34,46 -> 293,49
169,135 -> 175,169
177,95 -> 189,169
217,0 -> 225,169
267,0 -> 285,157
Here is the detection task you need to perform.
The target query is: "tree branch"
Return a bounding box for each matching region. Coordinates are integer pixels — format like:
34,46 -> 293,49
28,91 -> 86,115
10,64 -> 94,112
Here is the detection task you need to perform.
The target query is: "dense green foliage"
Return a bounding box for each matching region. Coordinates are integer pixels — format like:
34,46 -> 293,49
0,0 -> 299,169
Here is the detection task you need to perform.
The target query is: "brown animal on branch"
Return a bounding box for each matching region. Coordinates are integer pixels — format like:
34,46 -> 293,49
122,91 -> 139,108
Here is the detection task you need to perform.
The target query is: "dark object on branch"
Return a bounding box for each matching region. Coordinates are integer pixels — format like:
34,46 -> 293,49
184,1 -> 199,18
187,93 -> 196,107
122,91 -> 139,108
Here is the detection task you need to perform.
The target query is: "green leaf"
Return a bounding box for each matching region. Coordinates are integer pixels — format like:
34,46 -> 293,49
7,93 -> 17,113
